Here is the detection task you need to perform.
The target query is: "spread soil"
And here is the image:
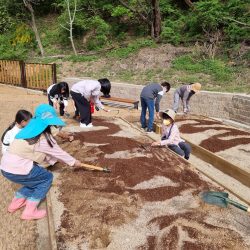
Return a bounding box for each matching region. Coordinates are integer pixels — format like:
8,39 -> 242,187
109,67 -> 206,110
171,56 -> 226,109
53,118 -> 250,249
177,118 -> 250,152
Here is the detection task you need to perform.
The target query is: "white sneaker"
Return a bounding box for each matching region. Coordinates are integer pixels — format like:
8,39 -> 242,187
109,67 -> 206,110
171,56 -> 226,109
80,123 -> 87,128
86,123 -> 93,128
80,123 -> 93,128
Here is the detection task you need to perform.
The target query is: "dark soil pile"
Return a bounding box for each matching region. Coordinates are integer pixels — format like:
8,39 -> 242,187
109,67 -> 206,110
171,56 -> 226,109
54,118 -> 250,249
178,118 -> 250,152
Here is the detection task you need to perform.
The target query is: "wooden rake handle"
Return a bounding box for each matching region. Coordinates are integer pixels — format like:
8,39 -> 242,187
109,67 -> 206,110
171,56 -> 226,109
80,163 -> 111,173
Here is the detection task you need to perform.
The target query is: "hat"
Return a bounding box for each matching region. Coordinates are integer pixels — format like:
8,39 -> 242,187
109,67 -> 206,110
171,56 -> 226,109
16,104 -> 65,139
159,109 -> 176,121
191,82 -> 201,92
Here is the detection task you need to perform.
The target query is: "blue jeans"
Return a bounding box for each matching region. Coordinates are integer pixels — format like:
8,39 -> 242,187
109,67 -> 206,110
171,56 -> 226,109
1,164 -> 53,201
168,142 -> 191,160
140,97 -> 155,130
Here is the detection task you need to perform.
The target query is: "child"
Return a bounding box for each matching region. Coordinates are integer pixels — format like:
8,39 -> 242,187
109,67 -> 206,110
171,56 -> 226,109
151,109 -> 191,160
47,82 -> 70,117
140,82 -> 171,132
0,104 -> 82,220
70,78 -> 111,128
173,82 -> 201,114
1,110 -> 32,154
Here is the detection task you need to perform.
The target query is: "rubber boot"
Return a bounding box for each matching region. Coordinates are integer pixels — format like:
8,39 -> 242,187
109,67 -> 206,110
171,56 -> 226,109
8,197 -> 26,213
21,200 -> 47,220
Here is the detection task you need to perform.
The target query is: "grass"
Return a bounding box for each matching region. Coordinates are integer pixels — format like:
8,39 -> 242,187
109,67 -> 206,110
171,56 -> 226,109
172,54 -> 234,82
107,38 -> 156,59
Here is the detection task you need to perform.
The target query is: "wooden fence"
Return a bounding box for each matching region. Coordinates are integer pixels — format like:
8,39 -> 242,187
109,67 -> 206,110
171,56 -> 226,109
0,60 -> 56,90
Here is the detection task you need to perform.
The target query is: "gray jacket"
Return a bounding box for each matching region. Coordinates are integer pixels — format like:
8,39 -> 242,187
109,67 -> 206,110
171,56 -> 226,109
174,85 -> 194,110
140,83 -> 164,112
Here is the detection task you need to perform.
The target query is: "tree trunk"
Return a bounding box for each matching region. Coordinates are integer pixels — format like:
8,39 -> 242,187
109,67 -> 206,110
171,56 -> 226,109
184,0 -> 194,9
151,0 -> 161,39
69,23 -> 77,55
23,1 -> 45,57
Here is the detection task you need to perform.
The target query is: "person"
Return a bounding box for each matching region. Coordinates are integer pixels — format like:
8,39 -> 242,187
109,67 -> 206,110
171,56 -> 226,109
151,109 -> 191,160
140,81 -> 171,132
70,78 -> 111,128
0,104 -> 82,220
1,110 -> 32,154
47,82 -> 70,117
173,82 -> 201,114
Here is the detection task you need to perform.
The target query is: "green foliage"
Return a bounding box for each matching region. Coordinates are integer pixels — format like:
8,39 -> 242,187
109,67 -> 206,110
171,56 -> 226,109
0,34 -> 29,60
86,16 -> 111,50
107,39 -> 155,58
172,54 -> 234,82
12,24 -> 34,46
0,5 -> 13,32
111,6 -> 132,18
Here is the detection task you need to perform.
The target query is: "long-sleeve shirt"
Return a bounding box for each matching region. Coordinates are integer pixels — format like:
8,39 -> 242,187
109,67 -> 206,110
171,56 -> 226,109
140,83 -> 164,112
160,123 -> 184,146
1,125 -> 21,154
174,85 -> 194,111
0,138 -> 76,175
71,80 -> 104,109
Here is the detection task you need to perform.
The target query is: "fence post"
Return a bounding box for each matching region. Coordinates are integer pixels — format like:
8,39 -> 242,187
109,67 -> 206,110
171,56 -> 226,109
52,63 -> 57,84
19,60 -> 27,88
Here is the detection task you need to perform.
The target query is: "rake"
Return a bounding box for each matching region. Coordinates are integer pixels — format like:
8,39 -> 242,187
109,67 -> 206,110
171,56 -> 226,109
201,191 -> 250,213
80,163 -> 111,173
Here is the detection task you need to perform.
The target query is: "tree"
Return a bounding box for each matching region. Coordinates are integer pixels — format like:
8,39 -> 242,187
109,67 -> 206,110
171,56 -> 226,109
60,0 -> 78,55
118,0 -> 162,39
151,0 -> 161,39
23,0 -> 45,57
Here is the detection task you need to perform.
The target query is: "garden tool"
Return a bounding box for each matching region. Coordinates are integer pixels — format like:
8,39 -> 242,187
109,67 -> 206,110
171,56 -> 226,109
201,191 -> 250,213
80,163 -> 111,173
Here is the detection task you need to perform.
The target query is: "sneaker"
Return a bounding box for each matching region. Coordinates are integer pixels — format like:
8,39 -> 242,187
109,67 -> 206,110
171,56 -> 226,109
146,129 -> 154,133
80,123 -> 93,128
86,123 -> 93,128
80,123 -> 87,128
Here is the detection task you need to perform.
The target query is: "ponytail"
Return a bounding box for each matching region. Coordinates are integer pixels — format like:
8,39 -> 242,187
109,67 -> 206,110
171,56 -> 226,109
1,110 -> 32,144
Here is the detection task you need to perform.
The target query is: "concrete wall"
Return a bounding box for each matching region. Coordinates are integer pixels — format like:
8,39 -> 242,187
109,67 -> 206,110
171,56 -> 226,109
62,77 -> 250,126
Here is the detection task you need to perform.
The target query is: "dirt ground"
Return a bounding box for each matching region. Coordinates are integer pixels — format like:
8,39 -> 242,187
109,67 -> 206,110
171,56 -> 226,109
0,84 -> 47,249
174,115 -> 250,173
50,117 -> 250,250
1,84 -> 250,250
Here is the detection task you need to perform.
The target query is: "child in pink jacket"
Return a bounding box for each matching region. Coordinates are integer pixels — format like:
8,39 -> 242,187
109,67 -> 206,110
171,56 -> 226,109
0,104 -> 82,220
151,109 -> 191,160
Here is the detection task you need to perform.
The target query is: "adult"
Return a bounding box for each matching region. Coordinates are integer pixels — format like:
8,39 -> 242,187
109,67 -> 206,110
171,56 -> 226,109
140,81 -> 171,132
47,82 -> 70,116
173,82 -> 201,114
70,78 -> 111,128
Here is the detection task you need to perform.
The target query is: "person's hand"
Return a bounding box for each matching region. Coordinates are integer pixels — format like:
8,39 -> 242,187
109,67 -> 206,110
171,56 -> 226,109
74,160 -> 82,168
151,141 -> 161,147
68,135 -> 74,142
155,112 -> 160,120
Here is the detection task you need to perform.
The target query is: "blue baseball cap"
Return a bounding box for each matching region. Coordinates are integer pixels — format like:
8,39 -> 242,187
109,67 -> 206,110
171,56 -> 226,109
16,104 -> 65,139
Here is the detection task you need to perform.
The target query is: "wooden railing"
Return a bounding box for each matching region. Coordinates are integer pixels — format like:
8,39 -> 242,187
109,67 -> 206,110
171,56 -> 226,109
0,60 -> 56,90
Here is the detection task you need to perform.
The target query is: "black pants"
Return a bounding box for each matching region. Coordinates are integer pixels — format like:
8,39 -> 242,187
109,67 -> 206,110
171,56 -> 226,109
48,95 -> 65,116
70,91 -> 91,125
